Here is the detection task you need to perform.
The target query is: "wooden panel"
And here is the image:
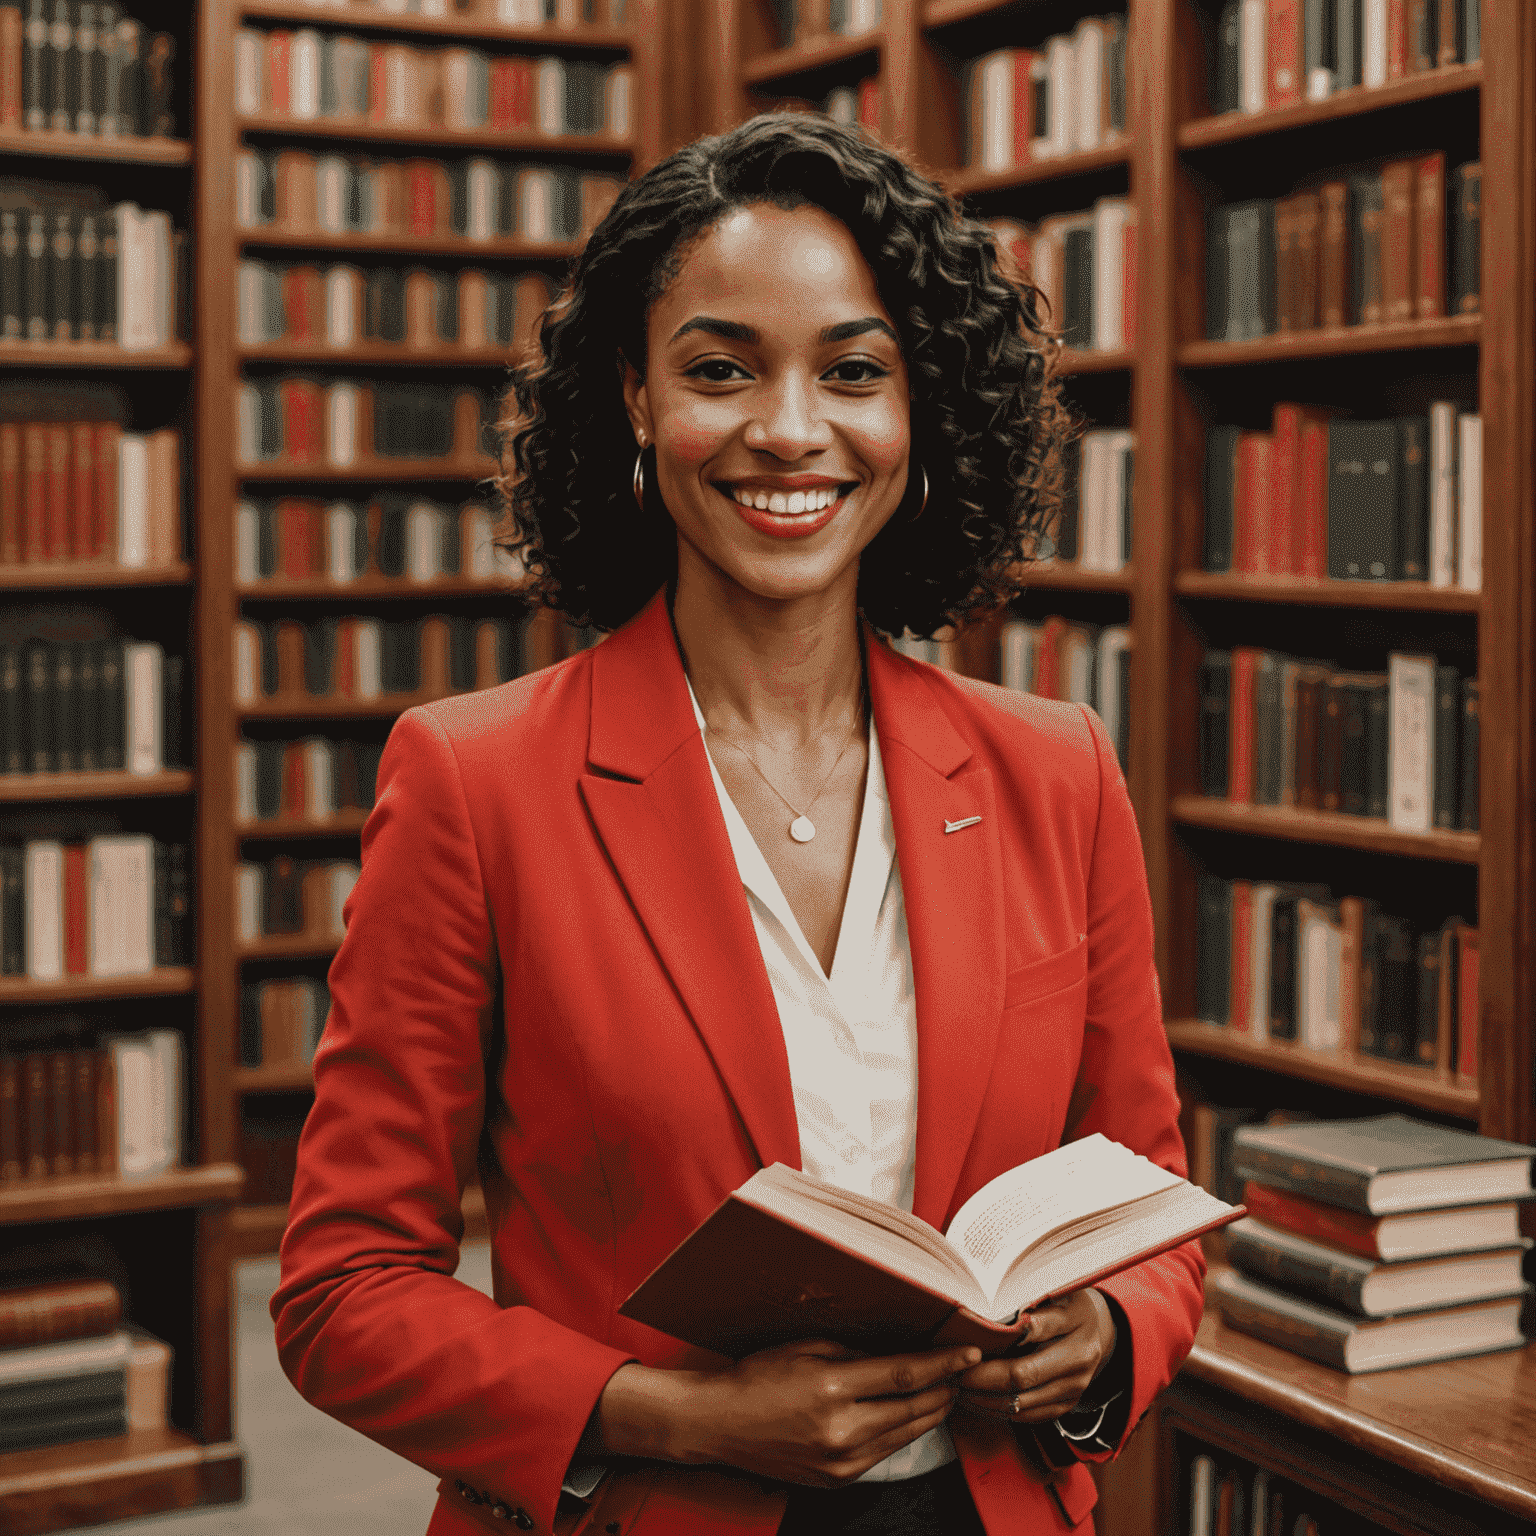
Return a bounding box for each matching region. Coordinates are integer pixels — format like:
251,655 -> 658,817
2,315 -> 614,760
0,564 -> 194,591
1170,795 -> 1481,864
0,131 -> 191,165
944,145 -> 1132,196
1174,572 -> 1483,613
0,771 -> 195,803
0,969 -> 196,1005
0,1165 -> 245,1226
1178,316 -> 1481,368
0,342 -> 193,369
237,810 -> 370,840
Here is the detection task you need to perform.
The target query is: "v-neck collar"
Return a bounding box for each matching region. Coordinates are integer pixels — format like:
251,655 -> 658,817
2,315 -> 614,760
684,678 -> 896,994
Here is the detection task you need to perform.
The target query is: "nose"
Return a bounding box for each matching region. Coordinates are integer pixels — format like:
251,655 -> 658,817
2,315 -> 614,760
742,373 -> 832,460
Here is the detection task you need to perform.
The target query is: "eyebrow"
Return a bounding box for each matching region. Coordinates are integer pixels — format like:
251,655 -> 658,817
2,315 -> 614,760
668,315 -> 900,345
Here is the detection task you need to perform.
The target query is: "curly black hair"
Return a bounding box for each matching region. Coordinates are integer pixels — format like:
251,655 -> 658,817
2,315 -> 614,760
496,112 -> 1071,638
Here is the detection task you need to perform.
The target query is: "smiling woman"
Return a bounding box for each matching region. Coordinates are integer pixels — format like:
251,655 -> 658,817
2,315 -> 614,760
272,112 -> 1204,1536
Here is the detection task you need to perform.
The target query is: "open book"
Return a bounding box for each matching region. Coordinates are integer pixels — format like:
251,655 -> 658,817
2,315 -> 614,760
620,1135 -> 1242,1358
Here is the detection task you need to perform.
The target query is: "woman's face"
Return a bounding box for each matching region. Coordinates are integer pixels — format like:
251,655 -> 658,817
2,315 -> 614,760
622,201 -> 912,608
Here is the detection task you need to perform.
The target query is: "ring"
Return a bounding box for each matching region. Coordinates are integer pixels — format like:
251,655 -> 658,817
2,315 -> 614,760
1010,1395 -> 1022,1416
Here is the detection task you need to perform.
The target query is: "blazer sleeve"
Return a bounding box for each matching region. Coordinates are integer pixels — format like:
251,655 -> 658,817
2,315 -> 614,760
1062,703 -> 1206,1458
270,707 -> 637,1532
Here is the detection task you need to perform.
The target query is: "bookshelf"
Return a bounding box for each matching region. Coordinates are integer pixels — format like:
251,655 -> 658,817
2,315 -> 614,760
698,0 -> 1532,1529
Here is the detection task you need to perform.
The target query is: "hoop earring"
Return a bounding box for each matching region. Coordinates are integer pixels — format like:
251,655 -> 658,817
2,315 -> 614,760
909,464 -> 929,521
632,449 -> 645,510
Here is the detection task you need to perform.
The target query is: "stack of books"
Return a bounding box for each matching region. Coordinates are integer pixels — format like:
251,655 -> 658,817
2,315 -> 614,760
1212,1114 -> 1533,1372
998,617 -> 1130,772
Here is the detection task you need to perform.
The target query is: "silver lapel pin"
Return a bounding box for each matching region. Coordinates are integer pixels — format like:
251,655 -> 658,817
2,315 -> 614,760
944,816 -> 982,834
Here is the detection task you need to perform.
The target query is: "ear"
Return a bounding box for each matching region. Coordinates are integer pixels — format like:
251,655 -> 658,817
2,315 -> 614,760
619,353 -> 653,449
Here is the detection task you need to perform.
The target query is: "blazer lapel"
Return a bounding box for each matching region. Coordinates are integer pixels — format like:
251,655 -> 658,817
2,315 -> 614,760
867,640 -> 1006,1232
578,593 -> 801,1175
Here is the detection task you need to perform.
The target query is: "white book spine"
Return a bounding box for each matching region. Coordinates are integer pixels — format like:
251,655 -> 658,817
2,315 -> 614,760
442,51 -> 471,130
521,170 -> 554,242
537,59 -> 566,135
117,433 -> 150,566
1456,413 -> 1482,591
110,1039 -> 158,1176
980,53 -> 1010,172
1240,0 -> 1267,112
1092,200 -> 1126,351
325,383 -> 358,467
468,160 -> 496,243
1047,38 -> 1073,157
236,383 -> 258,466
1249,884 -> 1276,1043
235,152 -> 258,228
1363,0 -> 1388,87
316,156 -> 345,229
1387,653 -> 1435,833
355,620 -> 382,698
325,266 -> 358,348
1428,401 -> 1458,586
123,641 -> 164,775
329,864 -> 359,936
89,834 -> 153,976
234,622 -> 260,705
1072,22 -> 1103,153
406,502 -> 438,580
1299,909 -> 1329,1047
147,1029 -> 183,1172
327,503 -> 357,582
384,46 -> 411,124
605,66 -> 632,137
236,499 -> 259,584
1082,431 -> 1111,570
23,841 -> 64,981
235,741 -> 257,821
235,30 -> 262,116
290,30 -> 321,119
305,739 -> 335,819
235,864 -> 263,943
236,261 -> 264,345
463,504 -> 493,578
1321,919 -> 1342,1050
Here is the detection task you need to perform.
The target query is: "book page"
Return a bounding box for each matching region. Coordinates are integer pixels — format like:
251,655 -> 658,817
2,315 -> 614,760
944,1136 -> 1181,1307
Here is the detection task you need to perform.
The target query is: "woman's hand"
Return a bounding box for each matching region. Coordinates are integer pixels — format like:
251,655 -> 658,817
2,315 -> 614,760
955,1289 -> 1117,1424
595,1339 -> 981,1488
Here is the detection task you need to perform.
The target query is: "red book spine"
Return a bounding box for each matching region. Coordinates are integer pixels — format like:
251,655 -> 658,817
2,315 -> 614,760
409,165 -> 435,238
1012,50 -> 1033,164
282,269 -> 308,344
22,1053 -> 47,1178
489,59 -> 514,131
1381,159 -> 1415,324
368,44 -> 386,125
857,77 -> 879,130
1240,1181 -> 1382,1258
93,422 -> 119,562
279,499 -> 302,579
22,423 -> 45,562
334,617 -> 355,697
1229,647 -> 1258,805
0,6 -> 20,129
1229,880 -> 1253,1033
1456,928 -> 1479,1078
68,423 -> 94,562
0,422 -> 19,564
1234,433 -> 1272,575
63,844 -> 88,976
508,59 -> 534,129
1269,404 -> 1300,577
1387,0 -> 1409,78
1414,151 -> 1446,320
1267,0 -> 1302,105
267,31 -> 292,115
44,424 -> 69,561
1034,616 -> 1065,699
1299,415 -> 1329,578
1121,210 -> 1138,349
283,743 -> 307,818
283,382 -> 321,463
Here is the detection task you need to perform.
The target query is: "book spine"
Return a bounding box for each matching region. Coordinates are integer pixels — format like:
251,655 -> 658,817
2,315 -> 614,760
1225,1222 -> 1372,1313
1451,162 -> 1480,315
1387,653 -> 1434,833
1414,152 -> 1446,319
1458,677 -> 1478,831
1204,425 -> 1238,572
1456,927 -> 1479,1077
1380,160 -> 1414,323
1319,180 -> 1349,327
1397,416 -> 1429,581
1327,419 -> 1398,580
1231,1147 -> 1374,1212
0,1282 -> 121,1350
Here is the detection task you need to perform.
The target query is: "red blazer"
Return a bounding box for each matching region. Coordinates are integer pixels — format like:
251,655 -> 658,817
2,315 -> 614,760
273,591 -> 1204,1536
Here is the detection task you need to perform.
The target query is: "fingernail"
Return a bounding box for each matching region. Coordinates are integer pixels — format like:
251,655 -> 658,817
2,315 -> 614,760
963,1348 -> 982,1365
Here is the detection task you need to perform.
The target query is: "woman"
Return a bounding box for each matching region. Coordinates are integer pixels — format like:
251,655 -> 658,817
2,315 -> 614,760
273,114 -> 1203,1536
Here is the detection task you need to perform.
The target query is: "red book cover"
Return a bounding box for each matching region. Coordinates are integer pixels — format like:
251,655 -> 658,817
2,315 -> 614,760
1011,50 -> 1034,164
1233,433 -> 1271,575
1386,0 -> 1409,78
1299,415 -> 1329,578
408,162 -> 436,239
1229,880 -> 1253,1033
857,77 -> 879,131
368,44 -> 387,125
1269,403 -> 1301,576
283,268 -> 315,344
21,422 -> 45,562
1240,1182 -> 1385,1258
1414,151 -> 1446,320
267,31 -> 292,115
282,380 -> 322,463
1229,647 -> 1258,805
1121,208 -> 1138,348
68,423 -> 94,562
334,617 -> 356,697
1267,0 -> 1302,105
1033,616 -> 1066,699
63,844 -> 88,976
283,743 -> 307,819
489,58 -> 516,131
1380,159 -> 1415,324
0,422 -> 19,564
0,6 -> 20,129
44,423 -> 69,561
93,422 -> 119,562
507,57 -> 534,130
1456,927 -> 1479,1079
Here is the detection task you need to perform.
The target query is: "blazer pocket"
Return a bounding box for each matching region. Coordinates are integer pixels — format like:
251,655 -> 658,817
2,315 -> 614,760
1003,936 -> 1088,1010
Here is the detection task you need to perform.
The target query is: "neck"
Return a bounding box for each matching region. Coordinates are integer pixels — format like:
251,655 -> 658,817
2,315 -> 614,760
671,548 -> 865,748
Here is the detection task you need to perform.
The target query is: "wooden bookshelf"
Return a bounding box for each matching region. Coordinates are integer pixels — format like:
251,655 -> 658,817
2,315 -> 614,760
0,969 -> 197,1005
0,1165 -> 246,1226
236,694 -> 450,720
237,114 -> 636,156
740,31 -> 883,86
240,0 -> 635,50
0,563 -> 195,591
238,231 -> 583,259
235,456 -> 497,483
944,143 -> 1131,196
237,575 -> 519,599
0,771 -> 195,804
0,342 -> 195,370
235,936 -> 341,962
0,130 -> 193,165
1177,315 -> 1482,368
233,1062 -> 315,1093
237,343 -> 520,366
1174,571 -> 1483,612
1014,563 -> 1135,593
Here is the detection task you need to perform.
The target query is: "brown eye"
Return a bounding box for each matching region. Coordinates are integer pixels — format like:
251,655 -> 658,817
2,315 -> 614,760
825,359 -> 889,384
686,359 -> 751,383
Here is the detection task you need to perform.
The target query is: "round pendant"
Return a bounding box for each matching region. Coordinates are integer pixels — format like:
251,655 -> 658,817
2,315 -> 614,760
789,815 -> 817,844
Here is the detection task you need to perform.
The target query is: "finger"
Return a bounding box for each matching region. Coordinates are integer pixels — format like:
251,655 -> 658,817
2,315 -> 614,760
844,1346 -> 981,1401
1021,1300 -> 1080,1344
836,1397 -> 960,1479
1003,1337 -> 1098,1396
852,1381 -> 959,1441
953,1360 -> 1021,1393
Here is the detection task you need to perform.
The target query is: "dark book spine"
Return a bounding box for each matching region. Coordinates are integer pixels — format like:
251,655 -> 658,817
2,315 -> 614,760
1414,930 -> 1443,1065
52,638 -> 77,773
265,854 -> 302,935
1397,417 -> 1428,580
448,616 -> 475,693
1195,874 -> 1232,1025
1062,226 -> 1093,347
1,845 -> 23,974
1335,0 -> 1361,89
1253,652 -> 1284,807
377,497 -> 407,575
76,641 -> 98,773
24,209 -> 48,342
114,17 -> 141,135
1372,914 -> 1415,1060
1205,424 -> 1238,572
303,615 -> 337,697
48,207 -> 73,341
23,0 -> 46,130
97,639 -> 124,771
1451,162 -> 1481,315
1459,678 -> 1479,831
254,739 -> 284,820
1363,675 -> 1389,818
93,2 -> 116,133
1198,651 -> 1231,798
75,213 -> 98,339
1433,664 -> 1460,829
1055,436 -> 1079,561
239,984 -> 263,1067
165,840 -> 190,963
1268,892 -> 1300,1040
1225,1224 -> 1373,1314
1215,0 -> 1241,111
0,210 -> 21,340
256,500 -> 277,578
160,653 -> 183,770
24,639 -> 51,773
1304,0 -> 1334,85
1254,200 -> 1277,336
1338,678 -> 1368,816
143,30 -> 173,136
94,206 -> 116,343
1206,206 -> 1232,341
152,838 -> 171,964
72,2 -> 95,132
46,0 -> 68,132
1327,420 -> 1399,580
1350,175 -> 1385,325
0,644 -> 21,775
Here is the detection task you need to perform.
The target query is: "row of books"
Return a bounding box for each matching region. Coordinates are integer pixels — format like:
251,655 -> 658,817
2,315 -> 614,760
1,416 -> 182,571
1212,0 -> 1481,115
0,837 -> 190,980
0,186 -> 182,349
235,379 -> 490,467
235,148 -> 624,245
1197,650 -> 1479,834
0,4 -> 175,138
1,636 -> 183,777
232,612 -> 552,705
1204,406 -> 1483,589
277,0 -> 631,25
0,1029 -> 181,1180
236,496 -> 517,587
987,199 -> 1136,351
235,856 -> 356,946
233,28 -> 632,136
961,15 -> 1127,172
766,0 -> 881,50
1206,158 -> 1480,342
1195,877 -> 1478,1073
235,737 -> 383,826
1047,427 -> 1134,571
1000,618 -> 1131,772
822,79 -> 878,132
238,976 -> 329,1070
1211,1115 -> 1530,1373
1185,1449 -> 1334,1536
235,260 -> 555,354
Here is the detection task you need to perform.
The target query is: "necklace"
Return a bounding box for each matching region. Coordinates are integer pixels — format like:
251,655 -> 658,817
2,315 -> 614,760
709,725 -> 861,844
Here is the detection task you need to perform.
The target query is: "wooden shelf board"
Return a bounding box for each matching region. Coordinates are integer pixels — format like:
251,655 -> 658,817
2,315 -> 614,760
1171,795 -> 1480,863
1175,571 -> 1482,612
945,143 -> 1131,196
233,1063 -> 315,1093
238,574 -> 521,599
1015,561 -> 1133,592
238,114 -> 634,156
1178,316 -> 1481,368
1178,64 -> 1483,150
238,457 -> 496,483
0,563 -> 193,592
0,341 -> 193,370
1164,1020 -> 1481,1117
0,770 -> 194,804
239,343 -> 514,366
1183,1291 -> 1536,1526
0,130 -> 192,166
238,228 -> 581,259
237,693 -> 436,720
237,811 -> 369,839
1055,346 -> 1134,376
741,30 -> 882,86
0,1164 -> 246,1226
0,1431 -> 242,1536
236,935 -> 340,962
0,968 -> 196,1004
239,1 -> 633,50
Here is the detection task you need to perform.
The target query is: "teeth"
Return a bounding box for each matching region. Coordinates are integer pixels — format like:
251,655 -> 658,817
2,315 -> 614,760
731,486 -> 843,512
786,491 -> 806,514
767,492 -> 787,513
755,492 -> 769,509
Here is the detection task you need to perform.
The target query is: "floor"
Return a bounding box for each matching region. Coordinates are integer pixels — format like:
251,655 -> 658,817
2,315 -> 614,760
90,1243 -> 497,1536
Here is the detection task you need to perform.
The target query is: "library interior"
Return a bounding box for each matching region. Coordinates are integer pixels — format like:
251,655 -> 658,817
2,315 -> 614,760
0,0 -> 1533,1533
